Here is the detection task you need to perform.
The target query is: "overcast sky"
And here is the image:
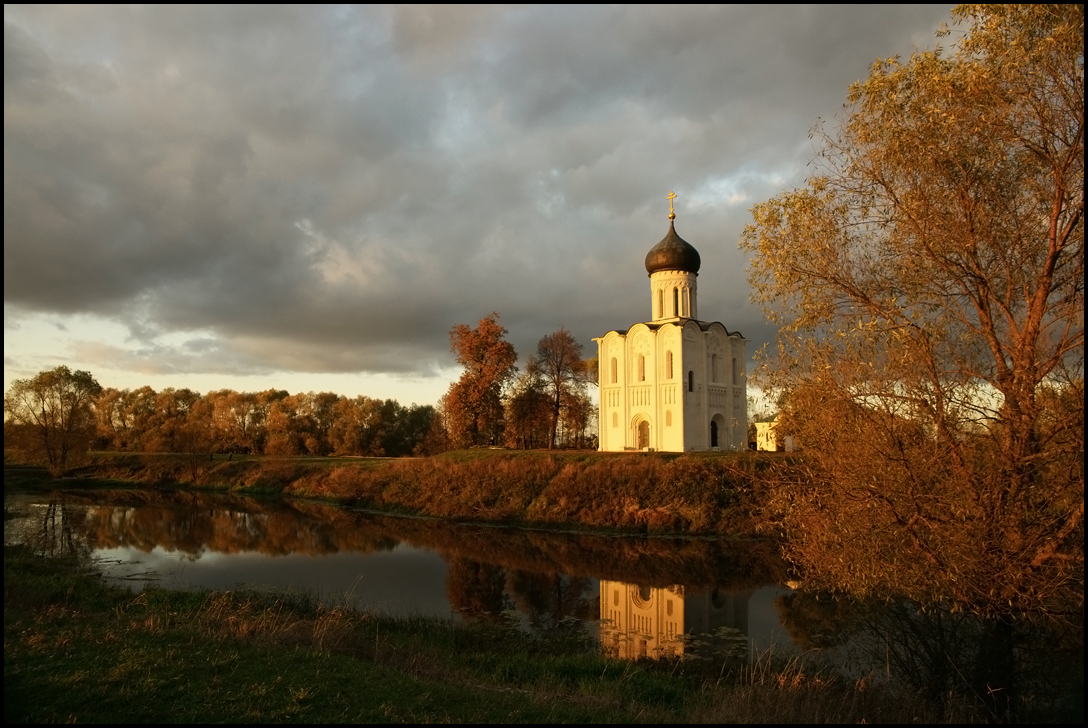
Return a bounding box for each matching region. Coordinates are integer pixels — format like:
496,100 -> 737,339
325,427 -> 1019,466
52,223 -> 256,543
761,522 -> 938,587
4,5 -> 954,405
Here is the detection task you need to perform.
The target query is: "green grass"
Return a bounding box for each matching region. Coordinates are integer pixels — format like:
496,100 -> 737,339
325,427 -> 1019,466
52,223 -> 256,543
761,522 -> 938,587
4,545 -> 688,723
6,545 -> 992,724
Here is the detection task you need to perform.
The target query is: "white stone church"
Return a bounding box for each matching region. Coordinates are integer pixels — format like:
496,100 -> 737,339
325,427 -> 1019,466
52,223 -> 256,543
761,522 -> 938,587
595,196 -> 747,452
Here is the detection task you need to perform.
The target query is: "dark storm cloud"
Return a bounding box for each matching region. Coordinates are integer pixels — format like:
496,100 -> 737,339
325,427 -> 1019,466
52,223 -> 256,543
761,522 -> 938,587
4,5 -> 952,377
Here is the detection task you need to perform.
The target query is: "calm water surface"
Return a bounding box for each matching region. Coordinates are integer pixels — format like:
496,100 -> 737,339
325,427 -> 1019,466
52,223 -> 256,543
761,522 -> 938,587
6,489 -> 795,660
9,485 -> 1082,718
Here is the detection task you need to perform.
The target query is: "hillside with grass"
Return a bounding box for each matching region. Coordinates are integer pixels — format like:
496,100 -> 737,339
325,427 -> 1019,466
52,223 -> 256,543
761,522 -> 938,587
10,449 -> 785,536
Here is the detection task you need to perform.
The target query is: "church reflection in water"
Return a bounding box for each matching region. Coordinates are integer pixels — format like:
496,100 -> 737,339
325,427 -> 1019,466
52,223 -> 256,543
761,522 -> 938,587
599,581 -> 752,661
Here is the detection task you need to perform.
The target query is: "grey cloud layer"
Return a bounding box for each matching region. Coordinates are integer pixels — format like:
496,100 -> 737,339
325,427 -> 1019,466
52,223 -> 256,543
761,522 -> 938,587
4,5 -> 951,377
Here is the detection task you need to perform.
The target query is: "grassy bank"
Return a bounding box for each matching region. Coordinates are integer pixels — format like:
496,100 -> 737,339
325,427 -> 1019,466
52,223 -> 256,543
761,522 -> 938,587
28,449 -> 785,535
5,545 -> 985,724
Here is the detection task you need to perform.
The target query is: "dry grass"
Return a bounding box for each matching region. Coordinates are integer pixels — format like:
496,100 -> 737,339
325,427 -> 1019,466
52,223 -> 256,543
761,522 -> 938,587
691,653 -> 987,723
64,450 -> 769,534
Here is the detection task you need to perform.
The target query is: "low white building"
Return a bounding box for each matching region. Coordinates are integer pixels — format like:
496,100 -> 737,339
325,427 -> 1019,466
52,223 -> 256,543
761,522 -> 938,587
594,197 -> 747,452
755,417 -> 796,452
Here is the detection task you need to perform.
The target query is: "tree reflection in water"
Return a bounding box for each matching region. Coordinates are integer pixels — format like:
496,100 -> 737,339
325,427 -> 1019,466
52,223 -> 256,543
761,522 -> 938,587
14,498 -> 91,561
7,486 -> 1082,720
446,559 -> 597,631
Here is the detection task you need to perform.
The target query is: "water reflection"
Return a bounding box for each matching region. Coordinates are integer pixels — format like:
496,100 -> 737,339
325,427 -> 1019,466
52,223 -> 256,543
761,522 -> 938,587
6,489 -> 786,648
599,583 -> 751,661
7,487 -> 1082,719
13,499 -> 90,560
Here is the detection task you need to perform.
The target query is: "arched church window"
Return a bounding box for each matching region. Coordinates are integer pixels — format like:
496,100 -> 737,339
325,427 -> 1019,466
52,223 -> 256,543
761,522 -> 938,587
688,371 -> 694,392
672,287 -> 679,317
610,357 -> 618,384
657,289 -> 663,319
683,287 -> 691,317
732,357 -> 738,385
666,351 -> 673,379
638,355 -> 646,382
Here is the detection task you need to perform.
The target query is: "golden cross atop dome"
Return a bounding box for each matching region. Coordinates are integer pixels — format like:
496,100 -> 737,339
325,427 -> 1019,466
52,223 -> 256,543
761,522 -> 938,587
667,191 -> 677,220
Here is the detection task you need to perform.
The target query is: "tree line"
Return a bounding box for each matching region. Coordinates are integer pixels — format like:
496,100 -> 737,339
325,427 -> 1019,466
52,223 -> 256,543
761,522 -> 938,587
5,367 -> 444,474
4,315 -> 595,476
442,313 -> 596,450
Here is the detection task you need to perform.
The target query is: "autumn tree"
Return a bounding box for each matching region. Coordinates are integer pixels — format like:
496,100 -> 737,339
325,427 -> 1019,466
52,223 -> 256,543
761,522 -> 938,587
396,403 -> 437,456
418,397 -> 452,455
740,5 -> 1083,618
175,395 -> 215,480
4,366 -> 103,475
144,388 -> 202,453
559,388 -> 595,449
328,396 -> 387,456
535,327 -> 588,449
445,313 -> 517,448
92,387 -> 131,450
264,396 -> 303,456
504,358 -> 552,449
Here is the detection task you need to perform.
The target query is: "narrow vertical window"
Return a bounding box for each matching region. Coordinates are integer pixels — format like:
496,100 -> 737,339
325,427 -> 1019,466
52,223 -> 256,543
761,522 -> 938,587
657,289 -> 663,319
688,371 -> 694,392
611,357 -> 618,384
732,357 -> 738,385
666,350 -> 673,379
638,355 -> 646,382
683,288 -> 690,317
672,287 -> 679,317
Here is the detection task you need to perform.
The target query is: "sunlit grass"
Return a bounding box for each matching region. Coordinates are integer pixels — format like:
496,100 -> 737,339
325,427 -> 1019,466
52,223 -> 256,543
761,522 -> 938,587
44,449 -> 777,535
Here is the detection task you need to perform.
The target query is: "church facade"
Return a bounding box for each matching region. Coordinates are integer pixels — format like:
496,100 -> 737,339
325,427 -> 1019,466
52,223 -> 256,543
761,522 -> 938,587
594,197 -> 747,452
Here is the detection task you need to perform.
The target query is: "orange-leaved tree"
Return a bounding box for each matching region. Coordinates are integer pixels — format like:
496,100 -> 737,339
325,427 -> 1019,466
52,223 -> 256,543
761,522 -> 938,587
5,366 -> 102,475
445,312 -> 518,448
741,4 -> 1083,619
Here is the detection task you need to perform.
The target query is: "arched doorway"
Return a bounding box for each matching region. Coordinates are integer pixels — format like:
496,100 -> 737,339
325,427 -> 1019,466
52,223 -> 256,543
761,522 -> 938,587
637,420 -> 650,449
710,414 -> 726,450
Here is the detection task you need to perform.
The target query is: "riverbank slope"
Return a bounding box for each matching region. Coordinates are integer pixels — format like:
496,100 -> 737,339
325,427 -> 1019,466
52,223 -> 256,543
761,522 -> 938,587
18,449 -> 786,535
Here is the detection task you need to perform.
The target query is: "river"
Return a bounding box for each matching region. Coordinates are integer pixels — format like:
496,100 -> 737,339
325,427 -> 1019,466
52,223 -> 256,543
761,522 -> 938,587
6,485 -> 1082,720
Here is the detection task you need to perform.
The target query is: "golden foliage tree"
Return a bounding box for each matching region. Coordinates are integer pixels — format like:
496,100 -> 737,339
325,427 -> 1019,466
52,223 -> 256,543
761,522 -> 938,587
5,366 -> 102,475
445,313 -> 518,448
740,5 -> 1083,617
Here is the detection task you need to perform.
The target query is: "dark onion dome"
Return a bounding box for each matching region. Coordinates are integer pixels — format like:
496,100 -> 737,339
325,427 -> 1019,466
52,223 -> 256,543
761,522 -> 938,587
645,220 -> 701,275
